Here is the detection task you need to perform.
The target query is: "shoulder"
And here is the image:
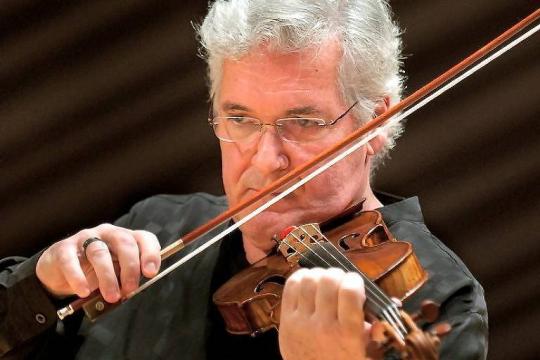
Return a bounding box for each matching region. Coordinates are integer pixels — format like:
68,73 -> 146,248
124,192 -> 227,221
380,197 -> 485,307
130,193 -> 227,216
380,197 -> 488,359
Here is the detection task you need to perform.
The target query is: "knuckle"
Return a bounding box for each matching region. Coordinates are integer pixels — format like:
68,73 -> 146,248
76,229 -> 94,240
325,267 -> 345,277
300,271 -> 319,286
86,246 -> 111,259
112,232 -> 136,248
343,272 -> 364,289
320,268 -> 344,283
96,223 -> 114,232
340,284 -> 365,304
123,260 -> 140,274
133,229 -> 158,241
340,283 -> 361,296
287,268 -> 307,283
47,241 -> 65,255
55,251 -> 74,266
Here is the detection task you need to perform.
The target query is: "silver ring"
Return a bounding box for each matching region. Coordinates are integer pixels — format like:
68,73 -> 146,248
82,237 -> 106,257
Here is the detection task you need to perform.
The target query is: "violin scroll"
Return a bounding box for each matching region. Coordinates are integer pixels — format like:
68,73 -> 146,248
368,301 -> 451,359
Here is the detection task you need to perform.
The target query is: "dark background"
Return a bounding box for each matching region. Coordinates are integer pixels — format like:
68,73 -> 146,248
0,1 -> 538,359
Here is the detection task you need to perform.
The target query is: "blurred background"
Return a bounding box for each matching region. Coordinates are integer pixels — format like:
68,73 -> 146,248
0,1 -> 538,358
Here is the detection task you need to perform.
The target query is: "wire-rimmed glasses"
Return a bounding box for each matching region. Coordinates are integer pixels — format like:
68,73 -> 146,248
208,101 -> 358,144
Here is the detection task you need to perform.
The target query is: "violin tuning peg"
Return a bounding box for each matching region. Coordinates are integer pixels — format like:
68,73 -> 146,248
431,322 -> 452,337
370,321 -> 388,343
367,322 -> 389,360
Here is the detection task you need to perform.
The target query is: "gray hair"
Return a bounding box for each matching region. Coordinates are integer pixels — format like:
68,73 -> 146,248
197,0 -> 405,169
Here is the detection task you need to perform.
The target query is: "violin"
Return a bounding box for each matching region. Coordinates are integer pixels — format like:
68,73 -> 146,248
213,202 -> 450,359
55,8 -> 538,358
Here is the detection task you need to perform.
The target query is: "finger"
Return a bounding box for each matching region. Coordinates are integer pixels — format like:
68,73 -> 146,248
132,230 -> 161,278
84,239 -> 121,303
55,245 -> 91,297
315,268 -> 344,322
337,272 -> 366,329
297,268 -> 321,315
282,268 -> 306,313
363,321 -> 372,345
104,229 -> 141,296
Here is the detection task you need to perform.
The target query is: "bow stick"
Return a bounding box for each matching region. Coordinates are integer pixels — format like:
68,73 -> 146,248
58,8 -> 540,321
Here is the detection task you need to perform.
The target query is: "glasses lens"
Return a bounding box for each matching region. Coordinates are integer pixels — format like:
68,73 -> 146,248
213,117 -> 261,142
277,118 -> 326,142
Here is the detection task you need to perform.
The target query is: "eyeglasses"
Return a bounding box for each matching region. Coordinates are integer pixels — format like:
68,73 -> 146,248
208,101 -> 358,144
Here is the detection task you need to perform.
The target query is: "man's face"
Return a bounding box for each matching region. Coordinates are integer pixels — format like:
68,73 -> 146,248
217,43 -> 373,253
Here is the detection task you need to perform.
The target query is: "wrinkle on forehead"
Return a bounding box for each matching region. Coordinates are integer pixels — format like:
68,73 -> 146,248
217,39 -> 345,116
227,39 -> 342,90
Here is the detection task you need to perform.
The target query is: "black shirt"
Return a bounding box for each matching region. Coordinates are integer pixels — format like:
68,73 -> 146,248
0,193 -> 488,359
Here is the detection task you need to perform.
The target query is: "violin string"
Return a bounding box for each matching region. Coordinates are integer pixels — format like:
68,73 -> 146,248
307,225 -> 395,303
293,226 -> 407,339
386,306 -> 407,335
286,229 -> 392,316
285,225 -> 407,339
125,18 -> 540,303
306,225 -> 408,337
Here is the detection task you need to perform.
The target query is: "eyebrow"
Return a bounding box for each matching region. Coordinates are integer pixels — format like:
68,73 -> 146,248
222,102 -> 250,112
221,102 -> 323,117
285,106 -> 323,117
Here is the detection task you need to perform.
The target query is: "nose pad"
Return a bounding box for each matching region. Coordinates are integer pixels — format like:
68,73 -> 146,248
260,123 -> 279,137
257,124 -> 283,144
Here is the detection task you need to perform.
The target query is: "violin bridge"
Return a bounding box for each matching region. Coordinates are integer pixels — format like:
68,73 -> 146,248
276,223 -> 325,264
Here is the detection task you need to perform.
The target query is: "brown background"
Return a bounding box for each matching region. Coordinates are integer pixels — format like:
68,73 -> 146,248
0,1 -> 538,359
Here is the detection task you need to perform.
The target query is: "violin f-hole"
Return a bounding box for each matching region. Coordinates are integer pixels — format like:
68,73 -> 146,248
255,275 -> 286,293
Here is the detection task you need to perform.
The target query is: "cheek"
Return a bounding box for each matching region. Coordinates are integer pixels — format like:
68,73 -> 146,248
220,144 -> 249,197
305,150 -> 367,200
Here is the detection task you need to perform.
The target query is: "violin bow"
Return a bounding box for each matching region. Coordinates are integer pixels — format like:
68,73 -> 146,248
58,8 -> 540,320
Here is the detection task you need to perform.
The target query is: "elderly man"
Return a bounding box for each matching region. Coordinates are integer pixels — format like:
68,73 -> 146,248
0,0 -> 487,359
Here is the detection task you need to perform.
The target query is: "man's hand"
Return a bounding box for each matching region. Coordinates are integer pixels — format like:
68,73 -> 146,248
279,268 -> 368,360
36,224 -> 161,303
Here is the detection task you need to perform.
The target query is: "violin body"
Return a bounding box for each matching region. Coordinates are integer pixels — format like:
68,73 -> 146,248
213,208 -> 428,336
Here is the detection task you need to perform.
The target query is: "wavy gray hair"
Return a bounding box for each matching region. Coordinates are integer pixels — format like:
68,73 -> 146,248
197,0 -> 405,169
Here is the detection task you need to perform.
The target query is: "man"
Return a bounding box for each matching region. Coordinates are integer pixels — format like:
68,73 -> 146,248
0,0 -> 487,359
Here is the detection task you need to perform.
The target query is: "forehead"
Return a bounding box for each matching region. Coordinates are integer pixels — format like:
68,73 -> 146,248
218,42 -> 344,111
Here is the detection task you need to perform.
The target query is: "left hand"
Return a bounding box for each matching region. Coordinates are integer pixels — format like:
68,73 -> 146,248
279,268 -> 369,360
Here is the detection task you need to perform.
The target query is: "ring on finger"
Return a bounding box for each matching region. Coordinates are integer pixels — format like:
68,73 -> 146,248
82,237 -> 108,257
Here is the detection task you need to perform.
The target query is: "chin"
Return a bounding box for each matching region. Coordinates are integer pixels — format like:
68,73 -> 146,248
238,210 -> 296,244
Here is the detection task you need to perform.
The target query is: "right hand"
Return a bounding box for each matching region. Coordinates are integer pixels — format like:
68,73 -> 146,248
36,223 -> 161,303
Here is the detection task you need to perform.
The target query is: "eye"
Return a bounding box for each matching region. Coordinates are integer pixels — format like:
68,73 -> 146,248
292,118 -> 324,128
227,116 -> 258,125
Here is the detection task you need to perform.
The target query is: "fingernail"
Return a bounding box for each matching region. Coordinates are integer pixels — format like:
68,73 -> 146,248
145,261 -> 157,274
79,287 -> 90,298
107,289 -> 120,303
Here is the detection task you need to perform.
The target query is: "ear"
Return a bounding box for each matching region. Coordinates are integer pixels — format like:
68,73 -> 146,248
366,96 -> 390,156
367,133 -> 387,156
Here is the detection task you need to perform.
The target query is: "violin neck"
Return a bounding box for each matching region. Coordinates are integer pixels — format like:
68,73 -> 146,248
298,238 -> 392,320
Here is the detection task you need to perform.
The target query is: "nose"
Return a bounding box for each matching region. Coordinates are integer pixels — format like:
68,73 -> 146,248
250,127 -> 289,175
